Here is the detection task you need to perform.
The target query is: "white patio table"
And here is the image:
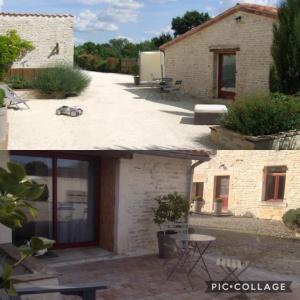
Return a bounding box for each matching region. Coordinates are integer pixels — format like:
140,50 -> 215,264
166,234 -> 216,282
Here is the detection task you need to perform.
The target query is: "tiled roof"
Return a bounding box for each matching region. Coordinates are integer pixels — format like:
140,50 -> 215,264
0,12 -> 73,18
160,3 -> 278,50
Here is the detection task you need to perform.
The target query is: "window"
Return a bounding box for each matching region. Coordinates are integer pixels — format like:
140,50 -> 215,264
192,182 -> 204,198
264,166 -> 287,201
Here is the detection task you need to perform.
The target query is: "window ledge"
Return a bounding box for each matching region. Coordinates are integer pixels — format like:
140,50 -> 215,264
260,201 -> 286,208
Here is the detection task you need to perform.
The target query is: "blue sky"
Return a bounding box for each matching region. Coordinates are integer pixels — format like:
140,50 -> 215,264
0,0 -> 278,44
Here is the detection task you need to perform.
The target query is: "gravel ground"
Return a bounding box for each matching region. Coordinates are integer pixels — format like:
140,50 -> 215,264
190,215 -> 300,276
190,215 -> 296,239
7,72 -> 217,150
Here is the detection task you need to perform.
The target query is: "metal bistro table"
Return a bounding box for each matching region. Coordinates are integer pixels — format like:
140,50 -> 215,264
167,234 -> 216,282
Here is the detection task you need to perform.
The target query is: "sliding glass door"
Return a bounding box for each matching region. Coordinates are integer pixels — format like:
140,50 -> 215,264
11,154 -> 99,248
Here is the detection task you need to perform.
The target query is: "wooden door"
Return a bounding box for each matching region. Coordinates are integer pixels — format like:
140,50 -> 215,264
218,53 -> 236,99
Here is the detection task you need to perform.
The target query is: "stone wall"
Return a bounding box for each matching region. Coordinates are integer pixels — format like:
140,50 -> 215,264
0,150 -> 11,244
194,151 -> 300,220
0,14 -> 74,68
164,11 -> 275,99
116,154 -> 191,256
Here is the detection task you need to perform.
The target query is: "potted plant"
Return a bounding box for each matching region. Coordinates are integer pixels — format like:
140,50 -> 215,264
0,88 -> 7,142
0,162 -> 55,297
282,209 -> 300,238
214,198 -> 223,215
131,65 -> 140,85
153,192 -> 190,258
192,196 -> 205,214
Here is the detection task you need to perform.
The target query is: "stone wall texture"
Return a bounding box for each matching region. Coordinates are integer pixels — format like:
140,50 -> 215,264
194,151 -> 300,221
0,15 -> 74,68
164,11 -> 276,99
116,154 -> 191,256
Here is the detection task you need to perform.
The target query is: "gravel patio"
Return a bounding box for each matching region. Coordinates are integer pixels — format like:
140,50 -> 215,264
7,72 -> 219,150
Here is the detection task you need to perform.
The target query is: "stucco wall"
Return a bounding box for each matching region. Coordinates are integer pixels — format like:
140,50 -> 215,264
0,14 -> 74,68
0,150 -> 12,244
116,154 -> 191,256
164,11 -> 275,99
194,151 -> 300,220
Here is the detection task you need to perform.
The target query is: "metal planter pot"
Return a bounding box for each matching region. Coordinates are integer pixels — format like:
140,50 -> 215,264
157,231 -> 177,259
0,106 -> 7,141
134,76 -> 140,86
214,202 -> 223,215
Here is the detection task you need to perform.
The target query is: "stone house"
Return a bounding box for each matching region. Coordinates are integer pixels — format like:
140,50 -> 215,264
160,4 -> 278,100
193,151 -> 300,221
0,150 -> 210,256
0,12 -> 74,72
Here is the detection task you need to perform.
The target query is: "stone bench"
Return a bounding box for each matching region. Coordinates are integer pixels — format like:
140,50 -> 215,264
194,104 -> 228,125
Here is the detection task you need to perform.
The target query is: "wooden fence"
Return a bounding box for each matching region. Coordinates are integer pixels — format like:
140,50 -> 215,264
5,68 -> 39,80
120,58 -> 138,74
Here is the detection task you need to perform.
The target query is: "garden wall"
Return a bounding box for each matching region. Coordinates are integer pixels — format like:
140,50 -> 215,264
0,13 -> 74,69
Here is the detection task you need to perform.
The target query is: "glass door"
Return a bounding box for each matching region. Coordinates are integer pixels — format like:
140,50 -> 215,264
56,158 -> 97,246
218,53 -> 236,99
215,176 -> 230,211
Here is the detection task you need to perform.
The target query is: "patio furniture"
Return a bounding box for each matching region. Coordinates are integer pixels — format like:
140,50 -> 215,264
166,234 -> 216,282
161,80 -> 183,101
14,282 -> 108,300
159,77 -> 173,90
0,83 -> 30,109
217,257 -> 250,283
194,104 -> 228,125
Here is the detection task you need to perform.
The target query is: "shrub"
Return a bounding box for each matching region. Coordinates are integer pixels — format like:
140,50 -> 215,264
0,88 -> 5,107
282,209 -> 300,230
221,93 -> 300,136
34,65 -> 91,98
153,192 -> 190,227
0,30 -> 34,80
7,75 -> 35,89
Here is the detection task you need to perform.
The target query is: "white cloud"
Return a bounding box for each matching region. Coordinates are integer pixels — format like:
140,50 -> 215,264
75,0 -> 143,32
219,0 -> 278,6
0,0 -> 4,11
74,9 -> 118,32
145,25 -> 172,36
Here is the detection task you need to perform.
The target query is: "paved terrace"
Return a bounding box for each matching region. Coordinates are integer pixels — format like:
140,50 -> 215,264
7,72 -> 220,150
53,255 -> 300,300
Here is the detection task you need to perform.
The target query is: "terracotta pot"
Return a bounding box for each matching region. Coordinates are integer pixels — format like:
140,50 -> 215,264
0,106 -> 7,141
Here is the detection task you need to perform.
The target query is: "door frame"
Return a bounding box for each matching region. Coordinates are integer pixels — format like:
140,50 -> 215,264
10,151 -> 101,249
218,52 -> 236,99
214,176 -> 230,212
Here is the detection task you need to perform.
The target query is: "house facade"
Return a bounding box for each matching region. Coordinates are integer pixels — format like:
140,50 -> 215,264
160,4 -> 277,100
193,151 -> 300,220
0,13 -> 74,70
0,150 -> 210,256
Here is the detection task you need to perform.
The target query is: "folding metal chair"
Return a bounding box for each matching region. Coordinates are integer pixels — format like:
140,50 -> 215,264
0,83 -> 30,109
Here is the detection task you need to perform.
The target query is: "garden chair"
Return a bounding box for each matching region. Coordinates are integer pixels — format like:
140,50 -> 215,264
0,83 -> 30,109
161,80 -> 183,101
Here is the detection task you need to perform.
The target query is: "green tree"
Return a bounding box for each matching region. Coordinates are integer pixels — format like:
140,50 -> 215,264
271,0 -> 300,94
152,33 -> 173,48
171,10 -> 211,37
0,162 -> 55,296
0,30 -> 34,80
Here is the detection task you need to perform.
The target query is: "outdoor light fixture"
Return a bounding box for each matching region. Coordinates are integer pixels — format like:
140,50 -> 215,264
235,15 -> 242,23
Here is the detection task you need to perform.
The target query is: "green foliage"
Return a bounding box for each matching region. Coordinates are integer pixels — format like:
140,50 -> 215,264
192,196 -> 205,202
6,75 -> 35,89
215,198 -> 224,204
221,93 -> 300,136
0,162 -> 55,296
153,193 -> 190,226
271,0 -> 300,94
171,10 -> 211,37
0,88 -> 5,108
34,64 -> 91,98
282,209 -> 300,230
152,33 -> 173,48
0,30 -> 34,80
131,64 -> 139,76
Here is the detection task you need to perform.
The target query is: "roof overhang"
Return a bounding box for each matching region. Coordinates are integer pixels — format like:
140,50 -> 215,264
160,3 -> 278,51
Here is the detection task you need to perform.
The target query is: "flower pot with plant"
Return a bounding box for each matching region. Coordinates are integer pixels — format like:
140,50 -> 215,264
131,65 -> 140,85
282,208 -> 300,238
0,88 -> 7,142
192,196 -> 205,214
153,193 -> 190,258
214,198 -> 223,215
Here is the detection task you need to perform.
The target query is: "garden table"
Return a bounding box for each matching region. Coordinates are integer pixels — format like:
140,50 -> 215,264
166,234 -> 216,282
